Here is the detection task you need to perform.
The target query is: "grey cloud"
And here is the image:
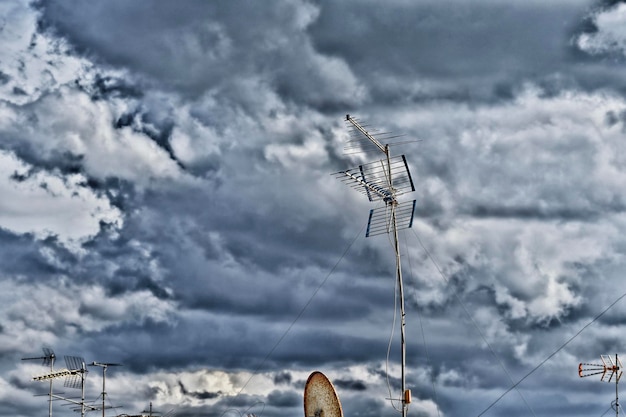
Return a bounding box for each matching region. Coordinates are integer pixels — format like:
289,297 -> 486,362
311,2 -> 589,102
273,371 -> 292,385
332,378 -> 367,391
36,0 -> 363,111
267,389 -> 299,407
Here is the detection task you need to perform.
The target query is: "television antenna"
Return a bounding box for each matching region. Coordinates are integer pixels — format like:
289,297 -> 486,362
333,114 -> 416,417
579,354 -> 623,416
90,361 -> 122,417
22,347 -> 56,417
304,371 -> 343,417
33,356 -> 95,417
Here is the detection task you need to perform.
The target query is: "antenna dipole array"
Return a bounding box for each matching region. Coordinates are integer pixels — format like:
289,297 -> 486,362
579,354 -> 623,416
334,115 -> 416,417
33,356 -> 93,417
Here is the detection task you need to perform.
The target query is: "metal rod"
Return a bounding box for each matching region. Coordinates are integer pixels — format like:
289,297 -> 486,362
103,366 -> 106,417
615,353 -> 621,417
392,200 -> 408,417
49,355 -> 54,417
346,115 -> 387,155
81,361 -> 86,417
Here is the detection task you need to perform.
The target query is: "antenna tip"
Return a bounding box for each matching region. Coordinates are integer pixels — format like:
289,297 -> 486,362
345,114 -> 350,121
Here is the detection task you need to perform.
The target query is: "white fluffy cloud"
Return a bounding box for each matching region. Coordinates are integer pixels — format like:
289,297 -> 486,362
0,277 -> 177,354
0,0 -> 88,105
575,3 -> 626,57
0,150 -> 122,244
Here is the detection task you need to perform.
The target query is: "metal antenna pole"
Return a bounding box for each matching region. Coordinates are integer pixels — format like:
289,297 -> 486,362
385,141 -> 408,417
103,366 -> 107,417
392,199 -> 408,417
81,360 -> 86,417
337,115 -> 416,417
90,361 -> 122,417
49,355 -> 54,417
617,353 -> 620,417
47,353 -> 55,417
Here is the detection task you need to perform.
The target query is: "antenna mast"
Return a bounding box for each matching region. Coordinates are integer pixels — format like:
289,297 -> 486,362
33,356 -> 93,417
90,361 -> 122,417
335,115 -> 416,417
22,347 -> 56,417
579,354 -> 623,416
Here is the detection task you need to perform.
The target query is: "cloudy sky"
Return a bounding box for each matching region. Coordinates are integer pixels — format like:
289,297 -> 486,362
4,1 -> 626,416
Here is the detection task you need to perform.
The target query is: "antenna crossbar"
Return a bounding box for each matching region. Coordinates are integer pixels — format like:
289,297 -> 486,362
333,155 -> 415,203
346,114 -> 386,154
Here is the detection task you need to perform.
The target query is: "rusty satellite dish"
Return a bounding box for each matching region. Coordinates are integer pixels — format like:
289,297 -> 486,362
304,371 -> 343,417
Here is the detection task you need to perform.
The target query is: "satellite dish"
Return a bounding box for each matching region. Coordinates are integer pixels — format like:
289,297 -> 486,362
304,371 -> 343,417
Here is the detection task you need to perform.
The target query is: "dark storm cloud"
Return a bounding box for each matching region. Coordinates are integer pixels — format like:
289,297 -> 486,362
332,378 -> 367,391
0,229 -> 76,279
267,389 -> 299,407
310,0 -> 626,104
35,0 -> 362,111
468,204 -> 601,220
85,73 -> 144,101
179,381 -> 222,400
273,371 -> 292,385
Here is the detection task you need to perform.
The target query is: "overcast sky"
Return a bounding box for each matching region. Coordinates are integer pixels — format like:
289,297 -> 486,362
3,1 -> 626,416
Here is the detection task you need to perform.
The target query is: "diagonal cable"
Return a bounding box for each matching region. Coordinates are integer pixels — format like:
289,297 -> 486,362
477,291 -> 626,416
403,231 -> 442,417
411,228 -> 537,417
228,223 -> 366,405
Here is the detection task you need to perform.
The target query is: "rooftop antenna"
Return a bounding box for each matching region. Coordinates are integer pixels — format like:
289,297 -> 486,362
22,347 -> 56,417
116,402 -> 168,417
33,356 -> 93,417
333,114 -> 416,417
145,402 -> 165,417
90,361 -> 122,417
579,354 -> 623,416
304,371 -> 343,417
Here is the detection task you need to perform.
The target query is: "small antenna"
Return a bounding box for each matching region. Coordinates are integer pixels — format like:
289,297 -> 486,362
33,356 -> 91,417
22,347 -> 56,367
142,402 -> 162,417
90,361 -> 122,417
304,371 -> 343,417
333,115 -> 415,417
579,354 -> 623,416
22,347 -> 56,417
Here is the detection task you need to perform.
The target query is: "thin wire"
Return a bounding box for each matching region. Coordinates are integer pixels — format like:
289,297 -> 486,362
384,203 -> 402,413
476,291 -> 626,416
228,222 -> 366,402
403,231 -> 442,417
600,403 -> 613,417
384,243 -> 402,413
411,228 -> 538,417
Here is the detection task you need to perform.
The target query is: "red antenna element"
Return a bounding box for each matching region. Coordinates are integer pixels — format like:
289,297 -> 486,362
579,354 -> 623,416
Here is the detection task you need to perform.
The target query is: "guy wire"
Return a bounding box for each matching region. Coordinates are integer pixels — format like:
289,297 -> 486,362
227,222 -> 367,406
411,227 -> 537,417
